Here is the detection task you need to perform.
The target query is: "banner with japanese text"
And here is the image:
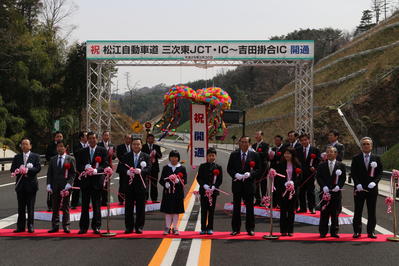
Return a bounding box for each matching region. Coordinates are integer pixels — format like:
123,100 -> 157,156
86,40 -> 314,60
190,104 -> 208,167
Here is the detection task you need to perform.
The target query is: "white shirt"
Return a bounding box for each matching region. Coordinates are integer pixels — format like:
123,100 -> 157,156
286,161 -> 293,181
57,154 -> 66,167
255,141 -> 263,151
276,144 -> 284,151
23,151 -> 31,165
328,159 -> 336,175
240,150 -> 248,161
80,142 -> 87,148
133,152 -> 141,166
292,140 -> 298,147
168,163 -> 181,172
303,145 -> 310,158
363,153 -> 371,168
125,144 -> 131,153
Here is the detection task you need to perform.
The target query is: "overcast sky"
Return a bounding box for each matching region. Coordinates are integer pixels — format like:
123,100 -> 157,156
69,0 -> 383,91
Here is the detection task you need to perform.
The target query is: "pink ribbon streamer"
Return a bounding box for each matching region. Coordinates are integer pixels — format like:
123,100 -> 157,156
125,164 -> 146,189
321,192 -> 331,211
261,196 -> 272,207
385,197 -> 394,214
282,183 -> 295,200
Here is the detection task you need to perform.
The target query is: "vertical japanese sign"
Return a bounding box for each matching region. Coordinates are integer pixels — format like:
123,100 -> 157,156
190,104 -> 208,167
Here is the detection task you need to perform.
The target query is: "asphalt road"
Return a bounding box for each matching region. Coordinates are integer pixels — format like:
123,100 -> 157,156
0,142 -> 399,266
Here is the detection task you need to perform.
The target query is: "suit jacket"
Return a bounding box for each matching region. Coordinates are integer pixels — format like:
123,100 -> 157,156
46,154 -> 76,191
45,142 -> 58,162
76,146 -> 109,190
284,141 -> 302,150
11,152 -> 41,193
270,145 -> 285,170
350,153 -> 383,190
296,145 -> 320,179
197,162 -> 223,196
275,161 -> 301,192
98,141 -> 116,160
252,142 -> 269,176
142,143 -> 162,173
316,161 -> 346,191
227,150 -> 261,194
120,151 -> 151,193
116,143 -> 130,174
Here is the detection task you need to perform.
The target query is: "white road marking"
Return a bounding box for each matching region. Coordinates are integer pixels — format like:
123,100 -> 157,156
186,210 -> 202,266
0,175 -> 47,188
341,207 -> 393,235
160,184 -> 198,266
0,214 -> 18,229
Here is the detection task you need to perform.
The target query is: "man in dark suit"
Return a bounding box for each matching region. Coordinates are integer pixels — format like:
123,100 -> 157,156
76,132 -> 109,234
351,137 -> 383,239
142,133 -> 162,203
71,130 -> 88,209
45,131 -> 63,212
97,130 -> 116,206
316,146 -> 346,238
251,131 -> 269,206
326,129 -> 345,162
270,135 -> 285,208
296,133 -> 320,214
120,138 -> 151,234
11,138 -> 41,233
116,134 -> 132,205
285,130 -> 301,149
227,136 -> 261,236
46,140 -> 76,233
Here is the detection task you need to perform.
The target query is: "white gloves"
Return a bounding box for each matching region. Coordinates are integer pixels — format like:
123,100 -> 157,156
85,164 -> 92,170
285,181 -> 294,187
127,170 -> 133,176
65,183 -> 72,190
203,184 -> 210,190
356,184 -> 364,191
332,186 -> 340,192
134,168 -> 141,175
165,182 -> 171,189
323,186 -> 329,193
174,178 -> 179,184
244,172 -> 251,179
140,161 -> 147,168
368,182 -> 376,189
92,169 -> 98,175
47,184 -> 52,193
235,173 -> 244,180
26,163 -> 33,169
211,186 -> 215,191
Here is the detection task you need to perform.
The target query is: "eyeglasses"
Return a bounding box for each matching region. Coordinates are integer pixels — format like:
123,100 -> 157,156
361,143 -> 371,146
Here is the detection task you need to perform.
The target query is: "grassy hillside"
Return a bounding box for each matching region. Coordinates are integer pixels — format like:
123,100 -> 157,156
381,143 -> 399,171
225,13 -> 399,160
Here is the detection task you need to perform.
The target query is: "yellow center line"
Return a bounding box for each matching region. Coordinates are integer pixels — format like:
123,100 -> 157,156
148,174 -> 198,266
198,239 -> 212,265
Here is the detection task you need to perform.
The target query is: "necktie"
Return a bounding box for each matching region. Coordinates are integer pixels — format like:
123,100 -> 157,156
241,152 -> 246,169
134,154 -> 138,168
364,154 -> 369,169
90,149 -> 94,161
150,144 -> 153,151
23,154 -> 28,165
126,145 -> 130,153
58,156 -> 62,168
303,148 -> 307,159
329,161 -> 334,176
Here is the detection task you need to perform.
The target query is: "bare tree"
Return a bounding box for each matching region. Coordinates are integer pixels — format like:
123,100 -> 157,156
371,0 -> 383,23
40,0 -> 78,41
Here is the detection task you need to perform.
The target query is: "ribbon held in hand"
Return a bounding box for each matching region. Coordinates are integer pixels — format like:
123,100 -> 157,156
95,156 -> 102,169
282,182 -> 295,200
205,189 -> 213,206
321,192 -> 331,211
103,167 -> 114,188
64,163 -> 71,179
261,195 -> 271,207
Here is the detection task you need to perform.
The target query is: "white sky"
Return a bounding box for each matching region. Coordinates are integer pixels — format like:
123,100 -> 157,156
68,0 -> 380,91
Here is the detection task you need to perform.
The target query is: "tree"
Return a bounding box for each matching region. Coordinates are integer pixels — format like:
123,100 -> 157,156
371,0 -> 383,23
355,10 -> 375,36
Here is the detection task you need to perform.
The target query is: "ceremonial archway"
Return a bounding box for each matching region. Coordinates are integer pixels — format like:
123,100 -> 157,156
85,40 -> 314,138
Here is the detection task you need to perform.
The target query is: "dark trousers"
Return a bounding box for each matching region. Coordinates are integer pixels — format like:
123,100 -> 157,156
319,193 -> 342,235
125,190 -> 146,230
200,194 -> 217,231
299,177 -> 315,211
79,188 -> 102,231
47,192 -> 53,210
353,189 -> 378,234
16,191 -> 36,230
273,186 -> 283,208
146,171 -> 159,202
71,179 -> 80,207
280,195 -> 296,234
51,190 -> 70,229
255,179 -> 267,204
232,190 -> 254,232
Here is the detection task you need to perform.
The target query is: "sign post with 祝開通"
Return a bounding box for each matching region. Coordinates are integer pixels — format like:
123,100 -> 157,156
190,104 -> 208,167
